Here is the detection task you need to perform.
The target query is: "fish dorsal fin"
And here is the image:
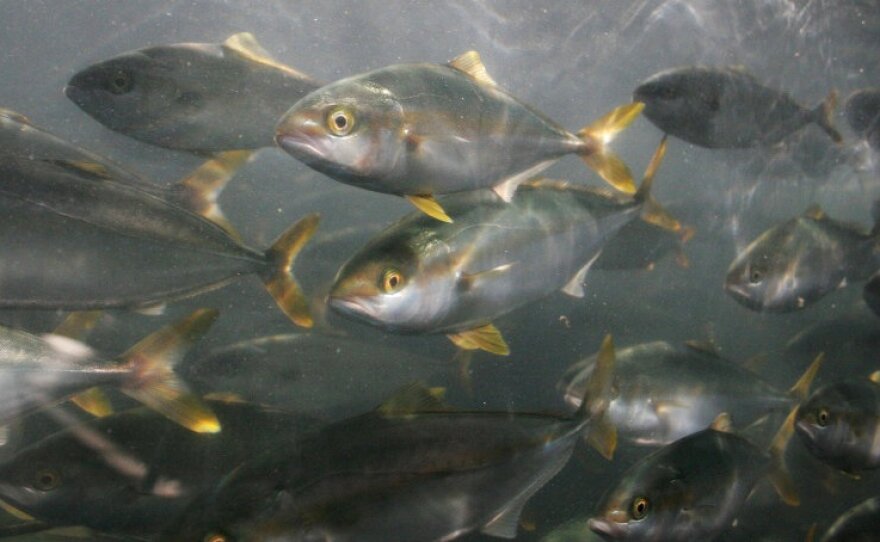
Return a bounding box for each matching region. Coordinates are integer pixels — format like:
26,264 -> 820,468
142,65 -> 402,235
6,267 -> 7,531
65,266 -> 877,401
561,251 -> 602,298
710,412 -> 733,433
448,50 -> 498,87
684,339 -> 720,356
0,108 -> 32,125
222,32 -> 312,79
788,352 -> 825,401
869,371 -> 880,385
803,204 -> 826,220
377,383 -> 449,416
447,323 -> 510,356
405,194 -> 453,223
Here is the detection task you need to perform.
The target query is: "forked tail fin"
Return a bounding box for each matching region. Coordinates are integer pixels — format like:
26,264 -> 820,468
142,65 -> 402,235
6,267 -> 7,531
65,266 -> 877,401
578,102 -> 644,195
262,214 -> 320,328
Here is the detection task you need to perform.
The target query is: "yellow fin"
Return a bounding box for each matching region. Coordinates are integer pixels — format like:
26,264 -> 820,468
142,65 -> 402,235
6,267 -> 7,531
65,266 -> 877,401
710,412 -> 733,433
222,32 -> 313,80
581,335 -> 618,459
767,406 -> 800,506
870,371 -> 880,384
447,50 -> 498,87
70,387 -> 113,418
447,323 -> 510,356
587,415 -> 617,460
406,194 -> 453,223
579,102 -> 644,145
634,135 -> 680,232
263,214 -> 320,328
0,499 -> 34,521
582,152 -> 636,194
803,204 -> 825,220
119,309 -> 221,434
787,352 -> 824,401
377,383 -> 449,416
52,310 -> 103,341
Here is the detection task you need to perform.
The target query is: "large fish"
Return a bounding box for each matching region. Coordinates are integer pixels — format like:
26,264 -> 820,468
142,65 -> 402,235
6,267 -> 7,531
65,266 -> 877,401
558,339 -> 822,453
0,309 -> 219,434
795,375 -> 880,475
329,138 -> 678,355
276,50 -> 643,221
588,412 -> 799,542
725,203 -> 880,312
633,66 -> 841,148
844,88 -> 880,150
812,496 -> 880,542
0,400 -> 318,537
65,33 -> 320,153
0,152 -> 317,327
180,333 -> 449,420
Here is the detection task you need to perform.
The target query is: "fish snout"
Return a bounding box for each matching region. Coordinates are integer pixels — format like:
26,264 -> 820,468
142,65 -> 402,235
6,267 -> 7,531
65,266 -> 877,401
588,517 -> 627,540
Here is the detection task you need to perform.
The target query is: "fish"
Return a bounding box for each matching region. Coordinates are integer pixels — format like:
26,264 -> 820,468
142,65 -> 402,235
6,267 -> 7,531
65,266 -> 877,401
0,309 -> 219,434
633,66 -> 842,148
795,375 -> 880,475
276,50 -> 644,221
0,399 -> 319,537
328,137 -> 678,355
588,411 -> 799,542
0,153 -> 318,328
558,339 -> 823,451
179,333 -> 449,420
724,203 -> 880,312
65,32 -> 320,153
844,88 -> 880,149
811,496 -> 880,542
158,336 -> 616,542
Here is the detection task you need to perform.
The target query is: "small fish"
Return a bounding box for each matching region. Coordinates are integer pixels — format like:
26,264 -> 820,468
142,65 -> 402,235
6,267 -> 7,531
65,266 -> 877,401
559,339 -> 823,451
634,66 -> 841,148
0,153 -> 318,328
276,50 -> 643,221
66,33 -> 320,153
159,336 -> 616,542
0,400 -> 318,537
588,411 -> 799,542
812,496 -> 880,542
725,203 -> 880,312
0,309 -> 219,434
795,375 -> 880,475
844,88 -> 880,149
328,138 -> 677,355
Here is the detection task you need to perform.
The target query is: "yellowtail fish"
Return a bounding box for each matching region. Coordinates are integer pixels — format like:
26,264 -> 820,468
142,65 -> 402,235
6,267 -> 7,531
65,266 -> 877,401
276,50 -> 643,221
66,33 -> 320,153
329,138 -> 677,355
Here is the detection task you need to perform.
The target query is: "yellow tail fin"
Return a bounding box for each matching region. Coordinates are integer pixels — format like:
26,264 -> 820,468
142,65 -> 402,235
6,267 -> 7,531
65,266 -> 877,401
578,102 -> 645,194
263,214 -> 320,329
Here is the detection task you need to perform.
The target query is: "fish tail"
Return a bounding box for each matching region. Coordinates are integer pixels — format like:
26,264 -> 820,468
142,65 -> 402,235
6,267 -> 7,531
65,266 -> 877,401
577,102 -> 644,194
766,405 -> 800,506
634,135 -> 681,233
262,213 -> 320,329
812,90 -> 843,144
580,334 -> 618,460
119,309 -> 221,434
170,150 -> 255,241
787,352 -> 824,401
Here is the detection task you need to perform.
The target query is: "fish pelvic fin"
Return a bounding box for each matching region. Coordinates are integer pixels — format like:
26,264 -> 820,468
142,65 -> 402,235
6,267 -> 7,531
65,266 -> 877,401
447,323 -> 510,356
119,309 -> 221,434
581,334 -> 618,459
812,90 -> 843,144
577,102 -> 644,195
787,352 -> 825,402
70,387 -> 113,418
633,135 -> 681,233
405,195 -> 453,222
262,213 -> 320,328
766,405 -> 800,506
170,150 -> 255,242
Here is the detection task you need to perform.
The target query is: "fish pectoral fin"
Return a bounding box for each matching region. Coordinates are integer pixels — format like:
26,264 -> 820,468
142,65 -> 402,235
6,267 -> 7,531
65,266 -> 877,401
52,310 -> 103,340
263,213 -> 320,329
133,303 -> 167,317
447,50 -> 498,87
46,159 -> 113,180
405,194 -> 453,222
492,177 -> 519,202
222,32 -> 313,79
0,499 -> 35,521
377,383 -> 450,416
561,252 -> 601,298
70,387 -> 114,418
447,324 -> 510,356
460,263 -> 514,292
490,160 -> 555,203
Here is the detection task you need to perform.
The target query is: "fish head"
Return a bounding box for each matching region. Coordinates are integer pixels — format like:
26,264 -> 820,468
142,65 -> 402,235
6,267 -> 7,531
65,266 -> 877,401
329,230 -> 454,332
275,76 -> 406,188
724,218 -> 829,312
795,382 -> 871,472
633,67 -> 722,143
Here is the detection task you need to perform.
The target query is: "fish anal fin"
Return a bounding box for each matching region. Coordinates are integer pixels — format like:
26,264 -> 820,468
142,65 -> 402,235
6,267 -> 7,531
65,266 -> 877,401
222,32 -> 313,80
52,311 -> 103,341
448,50 -> 498,87
263,213 -> 320,328
405,194 -> 453,223
803,204 -> 826,220
787,352 -> 824,401
586,415 -> 618,460
562,252 -> 601,298
447,323 -> 509,356
70,387 -> 114,417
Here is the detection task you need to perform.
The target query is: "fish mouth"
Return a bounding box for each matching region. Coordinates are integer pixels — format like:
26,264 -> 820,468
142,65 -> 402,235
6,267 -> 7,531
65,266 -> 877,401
795,418 -> 817,441
327,295 -> 378,321
275,133 -> 325,161
588,518 -> 627,540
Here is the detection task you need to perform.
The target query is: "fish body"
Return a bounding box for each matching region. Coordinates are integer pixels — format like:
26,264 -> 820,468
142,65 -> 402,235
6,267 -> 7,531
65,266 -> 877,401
276,51 -> 641,219
634,66 -> 841,148
819,496 -> 880,542
0,401 -> 317,537
724,205 -> 880,312
795,379 -> 880,474
559,341 -> 794,446
0,156 -> 316,327
844,88 -> 880,149
66,33 -> 319,153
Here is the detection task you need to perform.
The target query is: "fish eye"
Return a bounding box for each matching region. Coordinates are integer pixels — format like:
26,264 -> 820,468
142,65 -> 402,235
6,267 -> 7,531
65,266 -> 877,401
631,496 -> 649,520
817,407 -> 830,427
327,106 -> 355,136
748,267 -> 763,285
108,70 -> 133,94
381,267 -> 405,293
33,468 -> 61,491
